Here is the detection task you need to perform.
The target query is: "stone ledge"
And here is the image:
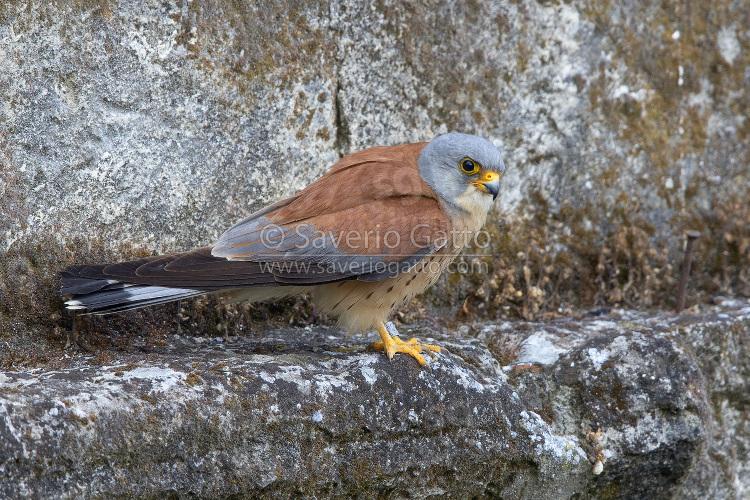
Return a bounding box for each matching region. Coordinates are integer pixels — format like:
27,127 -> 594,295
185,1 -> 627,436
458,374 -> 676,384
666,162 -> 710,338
4,303 -> 748,498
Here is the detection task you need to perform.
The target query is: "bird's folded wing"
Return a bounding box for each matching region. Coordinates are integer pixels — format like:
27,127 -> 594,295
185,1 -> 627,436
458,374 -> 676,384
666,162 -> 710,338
212,143 -> 451,282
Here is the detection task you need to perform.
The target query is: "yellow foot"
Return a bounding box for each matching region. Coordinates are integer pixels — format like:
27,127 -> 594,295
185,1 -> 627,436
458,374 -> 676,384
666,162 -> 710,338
371,321 -> 441,366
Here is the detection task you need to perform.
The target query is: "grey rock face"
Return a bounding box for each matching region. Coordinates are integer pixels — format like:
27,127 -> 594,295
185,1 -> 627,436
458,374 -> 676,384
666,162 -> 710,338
677,303 -> 750,499
487,324 -> 710,498
3,304 -> 750,499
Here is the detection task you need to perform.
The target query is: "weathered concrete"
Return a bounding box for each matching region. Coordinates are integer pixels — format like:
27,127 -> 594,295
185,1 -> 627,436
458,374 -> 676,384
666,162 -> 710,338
3,303 -> 749,498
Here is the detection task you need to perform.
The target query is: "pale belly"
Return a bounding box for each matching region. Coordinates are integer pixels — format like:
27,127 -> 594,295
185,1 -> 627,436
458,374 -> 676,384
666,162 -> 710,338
312,250 -> 459,333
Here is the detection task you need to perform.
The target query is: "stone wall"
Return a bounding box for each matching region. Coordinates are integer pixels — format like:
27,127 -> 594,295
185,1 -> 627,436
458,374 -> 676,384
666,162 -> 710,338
1,0 -> 748,358
1,0 -> 749,357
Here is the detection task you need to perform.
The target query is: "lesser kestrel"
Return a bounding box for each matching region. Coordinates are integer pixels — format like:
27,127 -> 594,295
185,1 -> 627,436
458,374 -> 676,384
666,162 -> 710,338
62,133 -> 506,365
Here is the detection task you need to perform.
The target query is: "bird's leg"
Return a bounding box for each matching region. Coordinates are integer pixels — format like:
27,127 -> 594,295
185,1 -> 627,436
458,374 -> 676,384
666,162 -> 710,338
371,321 -> 441,366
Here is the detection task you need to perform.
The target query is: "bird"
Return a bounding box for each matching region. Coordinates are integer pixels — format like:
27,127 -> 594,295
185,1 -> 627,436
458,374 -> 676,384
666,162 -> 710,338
61,132 -> 505,366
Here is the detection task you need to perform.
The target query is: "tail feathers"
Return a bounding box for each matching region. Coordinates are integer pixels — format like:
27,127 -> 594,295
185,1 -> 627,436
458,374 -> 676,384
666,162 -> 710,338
59,245 -> 345,315
60,264 -> 126,296
64,282 -> 205,315
60,276 -> 123,296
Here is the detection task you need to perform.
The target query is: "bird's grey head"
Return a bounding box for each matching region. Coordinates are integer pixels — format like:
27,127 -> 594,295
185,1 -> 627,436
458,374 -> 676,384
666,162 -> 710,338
418,133 -> 506,213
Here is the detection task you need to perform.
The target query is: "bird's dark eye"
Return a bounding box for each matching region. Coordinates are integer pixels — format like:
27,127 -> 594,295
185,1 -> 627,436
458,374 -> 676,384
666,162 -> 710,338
459,158 -> 480,175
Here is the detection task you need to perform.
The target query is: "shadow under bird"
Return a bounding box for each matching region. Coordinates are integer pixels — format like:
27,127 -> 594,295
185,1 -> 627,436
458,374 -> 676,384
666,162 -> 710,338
62,132 -> 505,365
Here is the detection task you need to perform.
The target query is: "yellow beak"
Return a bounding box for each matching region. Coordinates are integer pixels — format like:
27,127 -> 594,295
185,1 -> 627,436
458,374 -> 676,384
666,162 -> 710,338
471,171 -> 501,200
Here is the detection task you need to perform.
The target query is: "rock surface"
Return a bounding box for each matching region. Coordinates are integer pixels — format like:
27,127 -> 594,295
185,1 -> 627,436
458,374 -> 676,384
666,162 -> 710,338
2,302 -> 749,499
